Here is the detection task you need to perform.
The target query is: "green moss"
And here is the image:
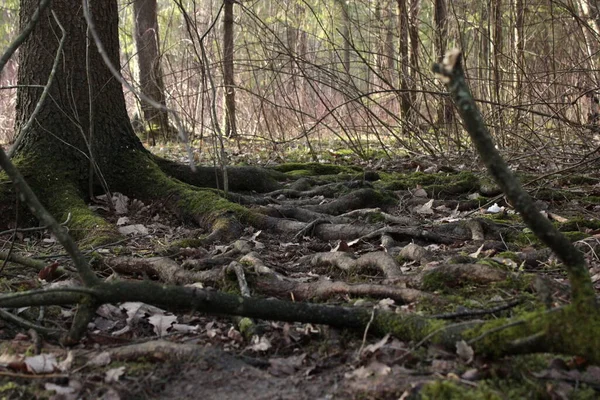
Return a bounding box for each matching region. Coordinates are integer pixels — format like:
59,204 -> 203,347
374,312 -> 447,342
420,353 -> 598,399
0,381 -> 19,392
556,217 -> 600,232
420,380 -> 503,400
511,230 -> 541,247
377,171 -> 480,197
172,238 -> 205,248
10,156 -> 118,244
557,175 -> 599,185
562,231 -> 590,241
285,169 -> 313,177
496,252 -> 520,263
238,317 -> 254,339
366,211 -> 385,223
533,188 -> 576,201
422,270 -> 452,292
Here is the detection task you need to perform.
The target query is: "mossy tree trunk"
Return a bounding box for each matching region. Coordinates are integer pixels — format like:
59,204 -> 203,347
10,0 -> 265,243
14,0 -> 146,183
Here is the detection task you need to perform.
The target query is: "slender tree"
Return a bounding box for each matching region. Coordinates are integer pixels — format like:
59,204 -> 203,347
397,0 -> 411,127
223,0 -> 237,138
133,0 -> 169,145
434,0 -> 453,125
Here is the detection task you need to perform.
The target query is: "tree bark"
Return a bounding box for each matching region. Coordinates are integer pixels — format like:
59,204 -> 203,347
434,0 -> 453,126
14,0 -> 145,177
335,0 -> 351,75
223,0 -> 237,138
133,0 -> 169,145
397,0 -> 411,127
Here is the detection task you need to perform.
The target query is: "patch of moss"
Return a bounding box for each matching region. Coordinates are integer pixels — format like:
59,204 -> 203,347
496,251 -> 520,263
510,230 -> 541,247
533,188 -> 575,201
172,238 -> 205,248
420,380 -> 503,400
579,196 -> 600,208
556,217 -> 600,232
285,169 -> 313,177
562,231 -> 590,242
377,171 -> 480,197
558,175 -> 600,186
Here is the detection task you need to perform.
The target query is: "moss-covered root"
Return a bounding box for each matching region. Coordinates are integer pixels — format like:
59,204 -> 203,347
110,152 -> 251,243
2,172 -> 117,245
46,183 -> 118,245
377,304 -> 600,363
154,156 -> 285,193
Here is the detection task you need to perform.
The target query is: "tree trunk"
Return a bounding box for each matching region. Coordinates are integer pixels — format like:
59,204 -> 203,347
492,0 -> 503,140
397,0 -> 411,126
434,0 -> 453,126
14,0 -> 145,177
223,0 -> 237,138
408,0 -> 420,107
513,0 -> 525,132
133,0 -> 169,145
335,0 -> 351,75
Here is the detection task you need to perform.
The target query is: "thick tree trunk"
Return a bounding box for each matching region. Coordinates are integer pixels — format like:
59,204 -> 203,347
14,0 -> 145,180
133,0 -> 169,145
223,0 -> 237,138
10,0 -> 280,243
11,0 -> 152,241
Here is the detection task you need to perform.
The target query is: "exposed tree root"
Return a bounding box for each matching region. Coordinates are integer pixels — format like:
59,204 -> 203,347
154,156 -> 285,193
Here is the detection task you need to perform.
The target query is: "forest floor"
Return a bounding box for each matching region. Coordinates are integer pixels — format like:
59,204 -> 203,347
2,141 -> 600,399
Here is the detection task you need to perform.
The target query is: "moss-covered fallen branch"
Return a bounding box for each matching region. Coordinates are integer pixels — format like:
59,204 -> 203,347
432,49 -> 596,308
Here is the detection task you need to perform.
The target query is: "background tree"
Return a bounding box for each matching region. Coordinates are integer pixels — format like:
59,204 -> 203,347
223,0 -> 237,138
133,0 -> 169,145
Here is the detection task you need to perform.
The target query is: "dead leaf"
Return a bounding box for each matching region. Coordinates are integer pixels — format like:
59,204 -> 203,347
117,224 -> 148,236
227,327 -> 243,343
345,361 -> 391,379
105,366 -> 126,383
44,382 -> 76,395
413,188 -> 428,198
456,340 -> 474,363
362,334 -> 390,354
469,243 -> 485,258
248,335 -> 272,352
547,212 -> 568,223
116,216 -> 129,226
332,240 -> 350,252
148,314 -> 177,337
25,353 -> 58,373
113,193 -> 129,215
58,351 -> 74,372
416,199 -> 434,215
486,203 -> 504,214
38,261 -> 59,281
88,351 -> 111,367
268,353 -> 306,376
